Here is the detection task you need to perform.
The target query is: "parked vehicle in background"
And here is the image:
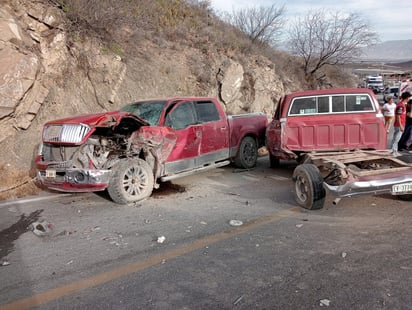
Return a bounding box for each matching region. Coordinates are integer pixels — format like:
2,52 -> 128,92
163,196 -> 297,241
35,97 -> 268,204
399,80 -> 412,97
383,86 -> 399,103
266,88 -> 412,210
366,76 -> 385,94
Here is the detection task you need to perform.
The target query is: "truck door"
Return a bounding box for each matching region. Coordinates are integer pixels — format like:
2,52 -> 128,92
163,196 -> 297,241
194,100 -> 230,163
164,101 -> 202,172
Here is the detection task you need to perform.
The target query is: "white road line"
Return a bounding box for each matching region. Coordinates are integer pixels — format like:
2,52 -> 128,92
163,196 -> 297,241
0,193 -> 72,208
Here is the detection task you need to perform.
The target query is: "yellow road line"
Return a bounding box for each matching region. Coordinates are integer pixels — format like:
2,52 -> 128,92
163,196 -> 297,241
0,207 -> 300,310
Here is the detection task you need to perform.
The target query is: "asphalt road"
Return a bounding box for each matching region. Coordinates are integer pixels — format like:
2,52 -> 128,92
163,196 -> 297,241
1,156 -> 412,310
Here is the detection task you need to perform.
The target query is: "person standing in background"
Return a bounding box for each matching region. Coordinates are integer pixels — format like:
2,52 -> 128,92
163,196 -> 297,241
382,96 -> 396,132
405,98 -> 412,130
398,99 -> 412,151
391,91 -> 411,156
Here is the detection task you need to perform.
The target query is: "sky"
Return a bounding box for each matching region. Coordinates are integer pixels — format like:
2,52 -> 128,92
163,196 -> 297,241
210,0 -> 412,42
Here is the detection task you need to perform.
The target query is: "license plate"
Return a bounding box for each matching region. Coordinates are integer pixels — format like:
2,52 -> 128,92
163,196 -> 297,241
45,169 -> 56,178
392,182 -> 412,194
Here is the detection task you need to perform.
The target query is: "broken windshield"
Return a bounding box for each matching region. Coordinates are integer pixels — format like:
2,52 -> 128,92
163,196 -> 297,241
120,100 -> 167,126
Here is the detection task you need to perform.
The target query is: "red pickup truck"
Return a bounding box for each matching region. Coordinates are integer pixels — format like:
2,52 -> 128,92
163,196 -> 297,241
35,97 -> 267,204
266,88 -> 412,209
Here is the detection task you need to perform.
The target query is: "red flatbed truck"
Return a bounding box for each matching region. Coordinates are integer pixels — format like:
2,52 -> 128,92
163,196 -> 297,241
266,88 -> 412,209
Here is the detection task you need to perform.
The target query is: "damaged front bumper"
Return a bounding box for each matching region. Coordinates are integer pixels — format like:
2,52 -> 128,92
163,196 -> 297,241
36,168 -> 111,192
324,175 -> 412,198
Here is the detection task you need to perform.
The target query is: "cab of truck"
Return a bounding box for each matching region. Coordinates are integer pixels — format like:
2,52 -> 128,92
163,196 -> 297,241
266,88 -> 387,166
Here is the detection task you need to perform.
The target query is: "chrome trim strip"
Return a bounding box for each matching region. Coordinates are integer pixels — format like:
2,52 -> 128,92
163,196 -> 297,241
324,175 -> 412,197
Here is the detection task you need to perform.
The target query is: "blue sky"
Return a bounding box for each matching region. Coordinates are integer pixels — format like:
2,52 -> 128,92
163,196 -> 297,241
210,0 -> 412,42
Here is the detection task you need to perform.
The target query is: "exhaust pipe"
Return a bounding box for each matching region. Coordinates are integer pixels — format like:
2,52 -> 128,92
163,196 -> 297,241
333,198 -> 341,205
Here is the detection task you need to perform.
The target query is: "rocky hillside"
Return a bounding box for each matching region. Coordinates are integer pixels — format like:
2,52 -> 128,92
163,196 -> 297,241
0,0 -> 352,200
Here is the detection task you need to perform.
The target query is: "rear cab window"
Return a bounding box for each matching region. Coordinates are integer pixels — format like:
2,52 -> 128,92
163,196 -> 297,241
288,94 -> 375,116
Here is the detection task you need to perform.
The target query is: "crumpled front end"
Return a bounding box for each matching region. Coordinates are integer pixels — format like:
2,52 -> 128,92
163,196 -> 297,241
35,145 -> 111,192
129,126 -> 177,179
35,114 -> 146,193
35,114 -> 177,193
36,163 -> 111,192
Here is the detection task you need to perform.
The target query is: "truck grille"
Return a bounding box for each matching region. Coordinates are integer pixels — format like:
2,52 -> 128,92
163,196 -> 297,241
43,124 -> 91,144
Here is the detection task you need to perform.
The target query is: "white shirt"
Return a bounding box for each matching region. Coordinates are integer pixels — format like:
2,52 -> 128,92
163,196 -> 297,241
382,102 -> 396,117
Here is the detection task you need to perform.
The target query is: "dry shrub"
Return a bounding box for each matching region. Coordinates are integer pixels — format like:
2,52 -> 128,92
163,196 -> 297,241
55,0 -> 253,59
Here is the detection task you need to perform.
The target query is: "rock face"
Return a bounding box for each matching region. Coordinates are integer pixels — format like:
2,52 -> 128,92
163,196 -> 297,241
0,0 -> 294,199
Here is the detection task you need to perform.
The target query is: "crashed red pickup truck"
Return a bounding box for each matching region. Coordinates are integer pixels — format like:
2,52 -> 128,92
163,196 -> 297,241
266,88 -> 412,209
35,97 -> 267,204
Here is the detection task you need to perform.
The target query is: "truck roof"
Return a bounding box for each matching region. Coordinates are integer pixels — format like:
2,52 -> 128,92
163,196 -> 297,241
282,88 -> 376,100
133,96 -> 220,102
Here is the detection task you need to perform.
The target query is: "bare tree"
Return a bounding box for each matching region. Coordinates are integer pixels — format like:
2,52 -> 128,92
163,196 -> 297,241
226,4 -> 285,46
289,10 -> 378,88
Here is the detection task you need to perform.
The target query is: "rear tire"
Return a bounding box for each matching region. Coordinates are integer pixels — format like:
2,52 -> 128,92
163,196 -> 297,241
234,136 -> 258,169
292,164 -> 326,210
108,158 -> 154,204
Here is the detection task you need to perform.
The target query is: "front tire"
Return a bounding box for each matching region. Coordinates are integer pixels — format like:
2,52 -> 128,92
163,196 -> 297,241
292,164 -> 326,210
108,158 -> 154,204
234,136 -> 258,169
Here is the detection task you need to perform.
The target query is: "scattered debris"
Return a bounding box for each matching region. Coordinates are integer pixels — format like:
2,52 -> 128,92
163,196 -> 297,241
66,260 -> 73,265
157,236 -> 166,244
102,234 -> 128,247
82,226 -> 100,235
8,207 -> 17,213
31,221 -> 53,236
320,299 -> 330,307
233,295 -> 244,305
1,261 -> 10,267
229,220 -> 243,227
227,192 -> 241,196
200,221 -> 207,225
341,252 -> 347,258
296,224 -> 303,228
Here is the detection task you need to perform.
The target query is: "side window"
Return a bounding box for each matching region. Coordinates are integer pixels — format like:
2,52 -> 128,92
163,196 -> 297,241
289,97 -> 317,115
332,96 -> 345,112
318,96 -> 329,113
165,102 -> 197,130
195,101 -> 220,122
346,95 -> 373,112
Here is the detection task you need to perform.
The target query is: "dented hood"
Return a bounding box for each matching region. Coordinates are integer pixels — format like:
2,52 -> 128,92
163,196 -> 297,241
45,111 -> 149,127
